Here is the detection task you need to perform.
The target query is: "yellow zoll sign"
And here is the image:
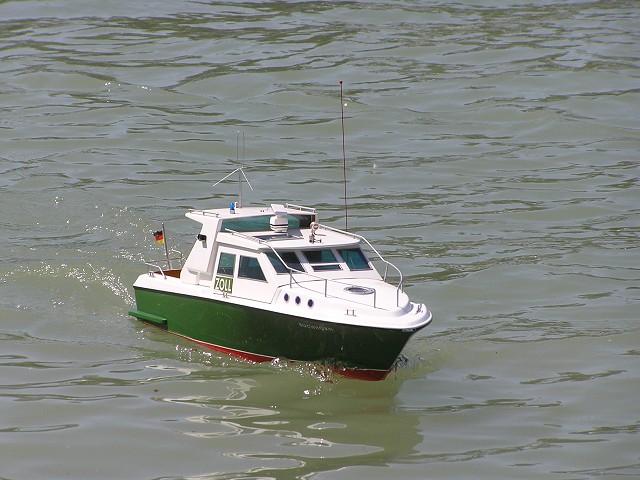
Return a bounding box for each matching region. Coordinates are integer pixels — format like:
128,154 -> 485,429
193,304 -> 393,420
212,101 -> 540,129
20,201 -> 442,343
214,276 -> 233,293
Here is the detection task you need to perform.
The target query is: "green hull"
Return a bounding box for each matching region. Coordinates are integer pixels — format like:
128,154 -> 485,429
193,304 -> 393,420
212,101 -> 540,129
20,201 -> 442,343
130,286 -> 420,378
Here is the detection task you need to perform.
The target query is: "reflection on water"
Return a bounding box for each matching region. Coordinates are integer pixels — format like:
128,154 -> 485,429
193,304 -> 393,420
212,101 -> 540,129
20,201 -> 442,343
0,335 -> 422,478
153,349 -> 423,477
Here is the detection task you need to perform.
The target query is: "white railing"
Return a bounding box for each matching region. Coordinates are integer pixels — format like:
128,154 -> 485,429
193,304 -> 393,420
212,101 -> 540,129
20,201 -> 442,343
317,224 -> 403,285
144,249 -> 184,279
188,209 -> 221,218
285,203 -> 317,214
225,225 -> 404,309
315,223 -> 404,306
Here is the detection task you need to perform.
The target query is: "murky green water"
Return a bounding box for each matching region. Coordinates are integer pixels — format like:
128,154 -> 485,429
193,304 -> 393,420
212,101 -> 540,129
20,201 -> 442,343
1,1 -> 638,478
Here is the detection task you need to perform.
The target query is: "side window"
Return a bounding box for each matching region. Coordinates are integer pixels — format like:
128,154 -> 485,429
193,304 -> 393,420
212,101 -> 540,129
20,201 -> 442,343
303,249 -> 342,271
238,256 -> 266,281
267,251 -> 304,274
304,249 -> 336,263
216,252 -> 236,276
266,252 -> 288,274
338,248 -> 372,271
281,252 -> 304,272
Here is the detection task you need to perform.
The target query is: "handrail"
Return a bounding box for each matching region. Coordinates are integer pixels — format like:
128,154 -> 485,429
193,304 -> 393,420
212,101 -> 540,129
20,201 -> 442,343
264,242 -> 395,310
285,203 -> 317,214
314,223 -> 404,306
144,262 -> 167,280
220,225 -> 404,308
144,261 -> 168,279
188,209 -> 221,218
144,249 -> 184,279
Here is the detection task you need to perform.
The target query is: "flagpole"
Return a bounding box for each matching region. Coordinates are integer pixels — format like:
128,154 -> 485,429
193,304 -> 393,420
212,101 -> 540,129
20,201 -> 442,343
162,223 -> 172,270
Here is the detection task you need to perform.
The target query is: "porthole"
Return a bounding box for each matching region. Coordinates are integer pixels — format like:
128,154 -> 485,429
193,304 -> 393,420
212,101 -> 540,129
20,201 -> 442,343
308,299 -> 314,308
295,296 -> 301,305
284,293 -> 289,302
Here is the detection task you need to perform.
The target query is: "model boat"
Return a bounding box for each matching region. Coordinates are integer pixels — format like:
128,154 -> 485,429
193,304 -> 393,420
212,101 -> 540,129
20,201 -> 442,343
129,171 -> 432,380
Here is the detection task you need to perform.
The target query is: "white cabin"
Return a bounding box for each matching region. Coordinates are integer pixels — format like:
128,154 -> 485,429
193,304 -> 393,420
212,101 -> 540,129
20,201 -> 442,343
175,203 -> 409,316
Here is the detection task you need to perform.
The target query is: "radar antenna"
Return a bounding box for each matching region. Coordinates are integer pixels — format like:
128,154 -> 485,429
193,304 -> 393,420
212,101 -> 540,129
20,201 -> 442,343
212,132 -> 254,209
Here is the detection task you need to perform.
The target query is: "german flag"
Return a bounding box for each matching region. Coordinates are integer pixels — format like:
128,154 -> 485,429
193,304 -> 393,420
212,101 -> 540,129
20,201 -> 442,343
153,230 -> 164,245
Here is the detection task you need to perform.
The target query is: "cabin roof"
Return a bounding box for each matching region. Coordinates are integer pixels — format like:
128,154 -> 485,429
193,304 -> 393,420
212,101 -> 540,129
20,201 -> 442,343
186,203 -> 315,222
187,204 -> 360,251
216,228 -> 360,251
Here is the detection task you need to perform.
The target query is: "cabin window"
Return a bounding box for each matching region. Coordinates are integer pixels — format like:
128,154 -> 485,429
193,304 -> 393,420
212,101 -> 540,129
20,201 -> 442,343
238,256 -> 267,281
267,251 -> 303,274
216,252 -> 236,276
266,252 -> 287,274
338,248 -> 372,271
302,249 -> 342,272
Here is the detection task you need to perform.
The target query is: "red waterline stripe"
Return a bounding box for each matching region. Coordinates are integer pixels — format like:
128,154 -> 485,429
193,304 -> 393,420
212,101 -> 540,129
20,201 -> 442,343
140,320 -> 390,381
184,333 -> 390,381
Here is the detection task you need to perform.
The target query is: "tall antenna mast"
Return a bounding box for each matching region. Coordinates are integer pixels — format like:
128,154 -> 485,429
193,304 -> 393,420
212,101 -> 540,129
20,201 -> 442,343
340,80 -> 348,231
237,131 -> 245,207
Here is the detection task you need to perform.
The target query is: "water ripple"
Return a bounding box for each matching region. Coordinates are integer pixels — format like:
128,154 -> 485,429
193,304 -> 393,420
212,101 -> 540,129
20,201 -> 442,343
1,1 -> 638,479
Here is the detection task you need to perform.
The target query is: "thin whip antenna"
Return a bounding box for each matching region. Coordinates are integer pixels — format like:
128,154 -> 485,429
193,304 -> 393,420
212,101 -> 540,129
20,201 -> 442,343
340,80 -> 348,231
237,131 -> 243,207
